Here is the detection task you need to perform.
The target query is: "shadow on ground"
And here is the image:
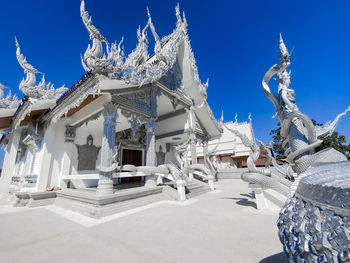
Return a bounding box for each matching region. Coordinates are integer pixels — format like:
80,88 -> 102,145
221,192 -> 257,208
259,252 -> 289,263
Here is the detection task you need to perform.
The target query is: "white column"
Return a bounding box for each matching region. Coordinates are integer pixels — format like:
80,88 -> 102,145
187,106 -> 197,165
145,118 -> 157,188
202,139 -> 208,166
59,126 -> 76,188
97,103 -> 117,196
188,132 -> 197,181
146,119 -> 157,166
18,146 -> 35,191
36,125 -> 56,192
0,129 -> 21,196
23,147 -> 34,176
30,142 -> 42,176
190,133 -> 197,165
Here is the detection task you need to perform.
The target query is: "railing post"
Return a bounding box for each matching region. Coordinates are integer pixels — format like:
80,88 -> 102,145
176,179 -> 186,201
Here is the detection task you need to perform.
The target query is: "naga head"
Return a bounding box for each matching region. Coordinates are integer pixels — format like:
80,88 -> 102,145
80,0 -> 107,43
15,37 -> 41,75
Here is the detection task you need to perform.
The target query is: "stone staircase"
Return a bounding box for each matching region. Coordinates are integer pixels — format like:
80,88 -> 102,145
249,183 -> 287,210
185,179 -> 211,198
262,188 -> 287,209
161,178 -> 211,200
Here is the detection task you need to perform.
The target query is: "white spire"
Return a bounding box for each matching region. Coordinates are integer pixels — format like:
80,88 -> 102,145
219,110 -> 224,124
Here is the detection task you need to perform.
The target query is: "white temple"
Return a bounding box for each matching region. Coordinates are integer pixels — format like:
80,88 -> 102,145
196,117 -> 255,169
0,1 -> 227,216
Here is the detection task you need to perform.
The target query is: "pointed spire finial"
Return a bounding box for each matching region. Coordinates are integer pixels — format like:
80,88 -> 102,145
235,113 -> 238,124
175,3 -> 182,26
220,110 -> 224,124
182,11 -> 187,27
248,112 -> 252,122
147,6 -> 160,45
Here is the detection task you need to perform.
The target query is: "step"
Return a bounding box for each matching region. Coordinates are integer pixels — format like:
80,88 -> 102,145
185,179 -> 211,199
55,187 -> 164,219
263,188 -> 287,209
13,191 -> 57,207
159,179 -> 211,200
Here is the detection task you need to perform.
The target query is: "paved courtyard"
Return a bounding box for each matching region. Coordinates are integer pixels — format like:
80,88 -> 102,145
0,180 -> 287,263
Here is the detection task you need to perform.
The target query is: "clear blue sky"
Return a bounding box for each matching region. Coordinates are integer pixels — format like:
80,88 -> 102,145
0,0 -> 350,165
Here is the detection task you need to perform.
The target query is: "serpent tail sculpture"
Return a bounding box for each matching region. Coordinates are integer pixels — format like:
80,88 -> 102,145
262,34 -> 348,176
225,123 -> 291,195
262,35 -> 350,262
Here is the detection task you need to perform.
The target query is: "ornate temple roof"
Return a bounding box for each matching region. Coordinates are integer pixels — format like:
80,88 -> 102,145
0,1 -> 222,139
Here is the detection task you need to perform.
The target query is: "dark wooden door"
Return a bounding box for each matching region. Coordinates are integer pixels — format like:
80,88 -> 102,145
121,149 -> 143,183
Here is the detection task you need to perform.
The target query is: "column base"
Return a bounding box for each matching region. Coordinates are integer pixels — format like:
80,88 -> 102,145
156,175 -> 163,185
144,174 -> 157,188
97,172 -> 114,196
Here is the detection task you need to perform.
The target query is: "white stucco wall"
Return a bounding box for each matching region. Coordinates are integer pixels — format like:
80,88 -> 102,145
71,116 -> 104,174
197,121 -> 253,158
48,121 -> 68,187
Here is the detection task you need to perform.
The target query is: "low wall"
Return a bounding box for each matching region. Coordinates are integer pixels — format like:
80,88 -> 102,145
217,167 -> 278,180
217,168 -> 248,179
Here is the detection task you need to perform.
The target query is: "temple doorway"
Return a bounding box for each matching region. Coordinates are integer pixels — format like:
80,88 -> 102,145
121,149 -> 143,183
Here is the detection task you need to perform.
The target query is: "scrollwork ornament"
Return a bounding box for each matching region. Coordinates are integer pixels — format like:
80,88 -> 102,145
15,38 -> 67,100
0,83 -> 20,109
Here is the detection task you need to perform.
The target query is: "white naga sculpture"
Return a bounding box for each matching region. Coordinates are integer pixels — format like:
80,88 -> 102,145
250,35 -> 350,262
0,83 -> 19,109
173,138 -> 216,190
15,38 -> 67,100
80,0 -> 124,77
225,123 -> 292,195
263,34 -> 349,176
237,35 -> 350,193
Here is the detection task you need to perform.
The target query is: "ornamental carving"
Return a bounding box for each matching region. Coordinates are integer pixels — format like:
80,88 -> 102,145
15,38 -> 67,100
115,125 -> 146,148
65,126 -> 76,143
122,89 -> 152,111
121,109 -> 147,135
0,83 -> 20,109
80,1 -> 198,88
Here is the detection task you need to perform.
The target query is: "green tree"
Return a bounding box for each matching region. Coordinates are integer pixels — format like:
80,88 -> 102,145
270,122 -> 350,160
316,132 -> 350,159
270,123 -> 285,160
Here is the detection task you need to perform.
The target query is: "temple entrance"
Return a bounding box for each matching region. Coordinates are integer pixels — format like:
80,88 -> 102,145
121,149 -> 143,183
